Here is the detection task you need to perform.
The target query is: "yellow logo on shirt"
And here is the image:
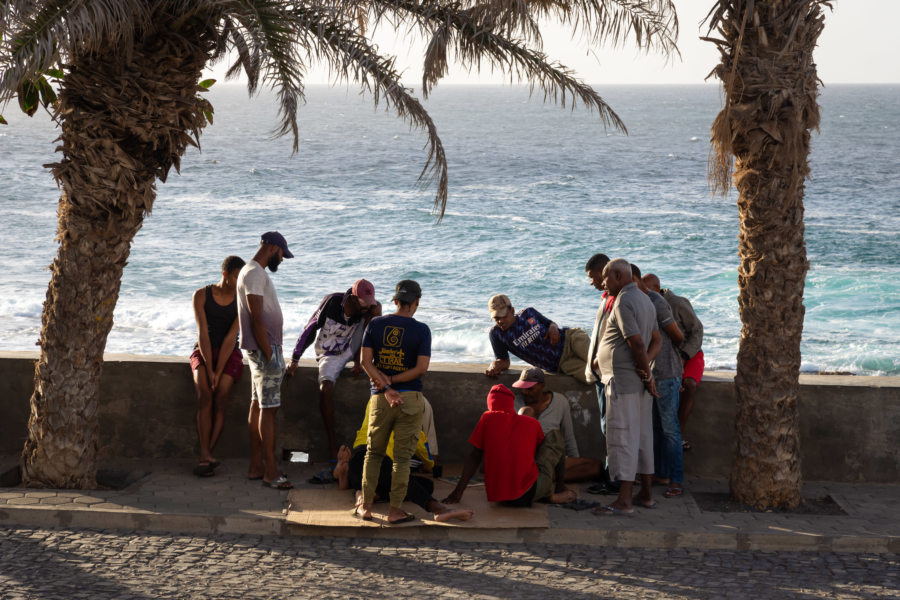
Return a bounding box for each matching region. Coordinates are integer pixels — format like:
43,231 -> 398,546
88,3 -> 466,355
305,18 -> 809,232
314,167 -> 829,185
384,326 -> 404,347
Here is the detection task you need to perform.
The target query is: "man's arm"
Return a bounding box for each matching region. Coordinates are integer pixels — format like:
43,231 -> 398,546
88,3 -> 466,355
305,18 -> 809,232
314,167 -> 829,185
287,296 -> 331,376
560,401 -> 580,458
387,355 -> 431,385
485,330 -> 512,377
646,329 -> 662,362
247,294 -> 272,362
669,294 -> 703,359
485,357 -> 510,378
442,445 -> 484,504
626,334 -> 658,398
663,322 -> 684,347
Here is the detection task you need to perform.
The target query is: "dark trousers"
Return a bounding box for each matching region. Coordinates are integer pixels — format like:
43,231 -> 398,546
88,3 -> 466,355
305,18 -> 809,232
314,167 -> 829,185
349,445 -> 434,511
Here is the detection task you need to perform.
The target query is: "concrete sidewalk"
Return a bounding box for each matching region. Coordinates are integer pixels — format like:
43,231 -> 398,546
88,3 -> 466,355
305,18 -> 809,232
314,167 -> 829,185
1,458 -> 897,553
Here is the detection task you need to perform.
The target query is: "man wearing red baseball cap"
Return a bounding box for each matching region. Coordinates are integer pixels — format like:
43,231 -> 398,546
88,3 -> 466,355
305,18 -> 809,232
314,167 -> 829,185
286,279 -> 382,461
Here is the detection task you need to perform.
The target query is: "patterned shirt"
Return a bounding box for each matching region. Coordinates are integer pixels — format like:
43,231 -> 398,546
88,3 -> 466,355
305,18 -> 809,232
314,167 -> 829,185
489,307 -> 567,372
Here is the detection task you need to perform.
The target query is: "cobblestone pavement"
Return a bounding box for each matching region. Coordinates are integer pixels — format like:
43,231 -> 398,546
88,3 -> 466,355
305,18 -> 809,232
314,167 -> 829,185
1,527 -> 898,600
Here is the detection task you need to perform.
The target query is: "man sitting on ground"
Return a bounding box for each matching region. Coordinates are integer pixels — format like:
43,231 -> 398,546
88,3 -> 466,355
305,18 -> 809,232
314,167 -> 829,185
513,368 -> 604,482
443,384 -> 576,506
484,295 -> 591,384
332,398 -> 473,523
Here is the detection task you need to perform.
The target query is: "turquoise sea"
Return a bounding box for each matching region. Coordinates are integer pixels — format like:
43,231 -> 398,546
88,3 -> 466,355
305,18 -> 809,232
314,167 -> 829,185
1,84 -> 898,375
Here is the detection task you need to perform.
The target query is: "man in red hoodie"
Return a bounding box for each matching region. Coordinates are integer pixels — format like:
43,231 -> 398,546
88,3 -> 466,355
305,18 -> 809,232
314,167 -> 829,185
443,384 -> 576,506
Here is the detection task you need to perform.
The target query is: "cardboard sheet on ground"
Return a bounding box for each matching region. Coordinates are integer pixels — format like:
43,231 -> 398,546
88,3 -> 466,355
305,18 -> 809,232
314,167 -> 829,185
285,479 -> 549,529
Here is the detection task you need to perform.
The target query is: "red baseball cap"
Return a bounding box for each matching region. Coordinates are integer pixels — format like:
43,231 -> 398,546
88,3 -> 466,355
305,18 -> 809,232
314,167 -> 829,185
352,279 -> 376,307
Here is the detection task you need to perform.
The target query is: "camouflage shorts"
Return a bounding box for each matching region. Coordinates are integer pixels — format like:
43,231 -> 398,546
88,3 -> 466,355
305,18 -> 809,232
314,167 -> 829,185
247,345 -> 285,409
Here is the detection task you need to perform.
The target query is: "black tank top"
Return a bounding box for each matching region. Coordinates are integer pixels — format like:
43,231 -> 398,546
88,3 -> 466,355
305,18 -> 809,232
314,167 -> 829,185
204,285 -> 238,349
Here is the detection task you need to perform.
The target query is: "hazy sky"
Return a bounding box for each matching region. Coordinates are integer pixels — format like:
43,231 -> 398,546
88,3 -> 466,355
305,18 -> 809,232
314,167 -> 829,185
206,1 -> 900,86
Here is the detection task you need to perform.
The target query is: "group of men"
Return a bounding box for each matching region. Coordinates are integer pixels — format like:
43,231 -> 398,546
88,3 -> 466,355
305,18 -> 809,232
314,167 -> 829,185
212,231 -> 704,520
479,253 -> 704,515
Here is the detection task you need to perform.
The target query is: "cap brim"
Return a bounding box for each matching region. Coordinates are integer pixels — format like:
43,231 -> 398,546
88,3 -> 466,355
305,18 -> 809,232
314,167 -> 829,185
357,295 -> 375,307
512,380 -> 539,389
490,308 -> 508,318
283,248 -> 294,259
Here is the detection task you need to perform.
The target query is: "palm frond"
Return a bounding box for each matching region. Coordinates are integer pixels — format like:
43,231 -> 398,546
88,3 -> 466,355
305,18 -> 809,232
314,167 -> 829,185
1,0 -> 154,104
291,2 -> 449,218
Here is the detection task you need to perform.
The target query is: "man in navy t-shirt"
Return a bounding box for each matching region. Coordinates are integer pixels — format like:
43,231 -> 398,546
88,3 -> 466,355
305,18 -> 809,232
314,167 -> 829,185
484,294 -> 592,384
357,280 -> 431,524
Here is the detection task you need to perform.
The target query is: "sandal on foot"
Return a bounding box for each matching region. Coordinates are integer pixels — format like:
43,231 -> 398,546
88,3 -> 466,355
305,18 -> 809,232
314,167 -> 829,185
682,440 -> 692,451
636,500 -> 658,509
592,504 -> 633,517
193,463 -> 214,478
388,512 -> 416,525
262,475 -> 293,490
665,486 -> 684,498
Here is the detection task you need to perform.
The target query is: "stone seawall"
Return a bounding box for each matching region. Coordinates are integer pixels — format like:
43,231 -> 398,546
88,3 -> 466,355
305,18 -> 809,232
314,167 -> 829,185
2,352 -> 898,482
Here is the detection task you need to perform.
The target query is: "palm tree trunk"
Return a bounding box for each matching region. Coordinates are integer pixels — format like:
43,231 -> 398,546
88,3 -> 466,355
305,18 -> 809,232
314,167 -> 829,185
22,25 -> 213,488
707,1 -> 827,509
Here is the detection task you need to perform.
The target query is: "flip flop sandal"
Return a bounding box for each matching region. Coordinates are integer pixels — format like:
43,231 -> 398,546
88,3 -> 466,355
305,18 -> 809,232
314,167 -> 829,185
262,475 -> 293,490
308,468 -> 337,484
388,512 -> 416,525
665,486 -> 684,498
636,500 -> 658,509
592,504 -> 634,517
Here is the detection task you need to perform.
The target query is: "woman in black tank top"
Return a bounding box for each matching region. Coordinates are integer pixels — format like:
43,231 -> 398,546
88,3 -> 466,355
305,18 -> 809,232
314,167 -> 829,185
190,255 -> 246,477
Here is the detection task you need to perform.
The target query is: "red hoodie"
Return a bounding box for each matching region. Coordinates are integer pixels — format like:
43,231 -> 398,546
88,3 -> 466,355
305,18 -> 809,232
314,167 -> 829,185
469,384 -> 545,502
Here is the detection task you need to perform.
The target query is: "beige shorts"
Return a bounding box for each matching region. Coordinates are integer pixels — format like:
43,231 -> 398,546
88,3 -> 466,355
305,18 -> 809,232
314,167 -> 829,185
604,378 -> 654,481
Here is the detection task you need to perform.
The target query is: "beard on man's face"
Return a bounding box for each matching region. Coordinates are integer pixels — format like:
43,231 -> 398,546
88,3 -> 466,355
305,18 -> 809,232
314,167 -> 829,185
267,254 -> 282,272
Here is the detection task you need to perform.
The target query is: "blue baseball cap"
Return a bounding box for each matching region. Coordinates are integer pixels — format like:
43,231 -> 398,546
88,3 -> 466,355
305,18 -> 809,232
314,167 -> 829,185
260,231 -> 293,258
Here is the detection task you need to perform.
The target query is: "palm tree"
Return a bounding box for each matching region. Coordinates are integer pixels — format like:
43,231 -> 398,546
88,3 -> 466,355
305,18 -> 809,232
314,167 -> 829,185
705,0 -> 830,509
1,1 -> 678,488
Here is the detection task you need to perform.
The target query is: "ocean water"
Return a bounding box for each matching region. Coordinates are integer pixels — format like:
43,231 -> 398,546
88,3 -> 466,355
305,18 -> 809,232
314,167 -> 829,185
1,84 -> 898,375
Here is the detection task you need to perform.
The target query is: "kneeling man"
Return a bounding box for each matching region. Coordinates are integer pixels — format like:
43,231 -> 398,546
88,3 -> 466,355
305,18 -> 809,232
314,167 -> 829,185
443,384 -> 576,506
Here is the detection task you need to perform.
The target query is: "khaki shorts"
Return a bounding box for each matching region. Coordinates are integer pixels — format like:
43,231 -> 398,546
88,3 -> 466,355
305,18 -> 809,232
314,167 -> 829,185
605,378 -> 654,481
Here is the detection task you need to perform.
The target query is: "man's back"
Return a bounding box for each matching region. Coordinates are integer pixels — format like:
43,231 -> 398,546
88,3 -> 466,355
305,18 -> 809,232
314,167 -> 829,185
662,288 -> 703,358
237,260 -> 283,350
362,314 -> 431,393
470,397 -> 544,502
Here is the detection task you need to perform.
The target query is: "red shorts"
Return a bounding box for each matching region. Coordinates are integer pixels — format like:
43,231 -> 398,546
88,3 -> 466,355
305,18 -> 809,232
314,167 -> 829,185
682,349 -> 704,383
190,346 -> 244,382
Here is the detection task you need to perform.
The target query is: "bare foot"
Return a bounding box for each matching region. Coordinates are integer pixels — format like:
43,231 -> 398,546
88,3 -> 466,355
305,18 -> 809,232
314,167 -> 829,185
387,506 -> 414,524
434,508 -> 475,522
333,445 -> 351,489
548,489 -> 577,504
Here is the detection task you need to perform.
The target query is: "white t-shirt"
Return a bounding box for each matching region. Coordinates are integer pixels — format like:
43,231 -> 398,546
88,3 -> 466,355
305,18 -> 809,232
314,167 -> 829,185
237,260 -> 283,350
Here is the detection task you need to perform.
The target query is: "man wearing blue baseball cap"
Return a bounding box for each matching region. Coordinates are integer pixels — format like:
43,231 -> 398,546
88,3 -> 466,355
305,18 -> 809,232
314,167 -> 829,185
237,231 -> 294,489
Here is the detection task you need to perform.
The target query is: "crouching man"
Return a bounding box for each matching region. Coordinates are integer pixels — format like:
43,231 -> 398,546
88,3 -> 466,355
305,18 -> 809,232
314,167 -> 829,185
443,384 -> 576,507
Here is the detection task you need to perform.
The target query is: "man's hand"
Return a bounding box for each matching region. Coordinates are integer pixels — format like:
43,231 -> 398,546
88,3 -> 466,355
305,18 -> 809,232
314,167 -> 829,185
544,323 -> 561,346
210,372 -> 220,391
645,377 -> 660,398
484,357 -> 509,378
350,363 -> 364,376
285,360 -> 299,377
385,387 -> 403,407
